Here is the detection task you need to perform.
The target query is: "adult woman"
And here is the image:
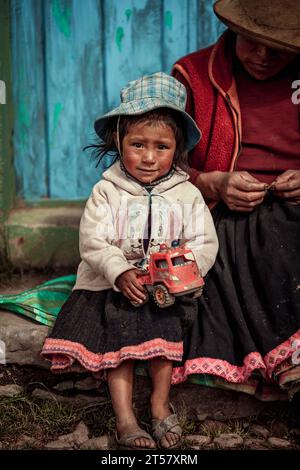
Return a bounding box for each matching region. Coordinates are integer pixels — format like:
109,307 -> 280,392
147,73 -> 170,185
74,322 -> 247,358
172,0 -> 300,400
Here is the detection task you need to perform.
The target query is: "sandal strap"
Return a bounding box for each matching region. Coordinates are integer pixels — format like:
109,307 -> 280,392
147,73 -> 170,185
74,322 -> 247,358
116,430 -> 153,447
152,413 -> 182,441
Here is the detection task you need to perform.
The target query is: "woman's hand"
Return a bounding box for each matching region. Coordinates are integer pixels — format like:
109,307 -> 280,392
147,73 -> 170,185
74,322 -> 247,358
271,170 -> 300,205
195,171 -> 267,211
115,269 -> 147,303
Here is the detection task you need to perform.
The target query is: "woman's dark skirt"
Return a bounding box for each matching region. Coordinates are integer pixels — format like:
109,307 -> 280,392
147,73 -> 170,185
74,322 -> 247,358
172,195 -> 300,399
42,195 -> 300,399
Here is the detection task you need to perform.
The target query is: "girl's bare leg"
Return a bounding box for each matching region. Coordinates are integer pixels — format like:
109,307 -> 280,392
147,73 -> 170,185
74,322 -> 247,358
107,360 -> 155,448
150,358 -> 180,448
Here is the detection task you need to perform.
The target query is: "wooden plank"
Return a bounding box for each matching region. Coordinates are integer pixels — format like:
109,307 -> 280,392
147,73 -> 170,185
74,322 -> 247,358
187,0 -> 198,53
198,0 -> 226,50
10,0 -> 47,200
104,0 -> 162,110
72,0 -> 105,197
44,0 -> 77,199
163,0 -> 189,73
45,0 -> 105,199
131,0 -> 162,77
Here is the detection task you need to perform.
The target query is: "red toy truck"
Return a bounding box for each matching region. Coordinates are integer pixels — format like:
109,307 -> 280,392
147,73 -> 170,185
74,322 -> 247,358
131,242 -> 204,308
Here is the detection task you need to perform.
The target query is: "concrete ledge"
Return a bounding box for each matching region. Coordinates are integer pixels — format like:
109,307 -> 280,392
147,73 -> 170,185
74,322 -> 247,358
5,206 -> 83,268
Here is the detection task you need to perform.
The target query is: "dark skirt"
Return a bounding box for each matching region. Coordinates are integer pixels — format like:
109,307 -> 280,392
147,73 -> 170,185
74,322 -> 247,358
42,195 -> 300,397
172,195 -> 300,399
41,287 -> 198,381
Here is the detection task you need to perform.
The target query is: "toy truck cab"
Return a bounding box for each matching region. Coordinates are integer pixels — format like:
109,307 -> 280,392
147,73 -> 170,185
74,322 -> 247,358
132,242 -> 204,308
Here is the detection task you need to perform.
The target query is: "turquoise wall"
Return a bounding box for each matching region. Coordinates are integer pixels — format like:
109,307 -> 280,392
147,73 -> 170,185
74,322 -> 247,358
10,0 -> 225,200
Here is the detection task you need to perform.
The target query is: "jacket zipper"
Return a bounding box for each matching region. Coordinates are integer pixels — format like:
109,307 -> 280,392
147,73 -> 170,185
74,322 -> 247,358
141,191 -> 152,259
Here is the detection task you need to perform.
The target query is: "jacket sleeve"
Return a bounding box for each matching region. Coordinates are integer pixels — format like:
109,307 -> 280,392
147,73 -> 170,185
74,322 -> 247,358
181,191 -> 218,277
79,182 -> 135,291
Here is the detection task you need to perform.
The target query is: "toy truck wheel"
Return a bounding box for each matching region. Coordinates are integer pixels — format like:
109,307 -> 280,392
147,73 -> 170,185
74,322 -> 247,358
130,291 -> 149,308
153,284 -> 175,308
192,286 -> 204,299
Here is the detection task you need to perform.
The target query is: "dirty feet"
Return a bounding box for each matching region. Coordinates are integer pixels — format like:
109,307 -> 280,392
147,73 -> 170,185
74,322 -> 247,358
116,422 -> 156,449
151,403 -> 182,449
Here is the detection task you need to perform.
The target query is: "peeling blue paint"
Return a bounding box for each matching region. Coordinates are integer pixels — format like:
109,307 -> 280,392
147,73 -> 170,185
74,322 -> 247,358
50,102 -> 63,147
165,10 -> 173,30
125,9 -> 132,22
115,26 -> 124,52
52,0 -> 71,37
18,98 -> 30,147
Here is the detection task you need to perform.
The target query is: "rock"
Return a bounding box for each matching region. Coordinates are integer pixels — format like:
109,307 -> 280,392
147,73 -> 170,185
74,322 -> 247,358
249,424 -> 270,439
0,384 -> 24,397
214,433 -> 244,449
74,394 -> 106,405
185,435 -> 212,448
0,310 -> 49,368
80,435 -> 111,450
45,421 -> 89,449
267,437 -> 292,449
74,377 -> 99,391
196,413 -> 208,422
244,438 -> 269,450
169,383 -> 267,421
44,440 -> 72,450
203,442 -> 216,450
53,381 -> 74,392
270,421 -> 289,438
32,388 -> 106,405
15,435 -> 40,449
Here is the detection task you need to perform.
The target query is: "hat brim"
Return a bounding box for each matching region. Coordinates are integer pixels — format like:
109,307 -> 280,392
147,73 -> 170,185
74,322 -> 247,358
214,0 -> 300,52
94,99 -> 201,152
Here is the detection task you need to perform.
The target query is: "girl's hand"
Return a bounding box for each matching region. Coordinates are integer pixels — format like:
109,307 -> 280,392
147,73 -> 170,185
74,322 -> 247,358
115,269 -> 147,304
271,170 -> 300,205
195,171 -> 267,211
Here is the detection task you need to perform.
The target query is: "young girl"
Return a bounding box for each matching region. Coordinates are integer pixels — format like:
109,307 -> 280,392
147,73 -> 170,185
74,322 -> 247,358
41,72 -> 218,449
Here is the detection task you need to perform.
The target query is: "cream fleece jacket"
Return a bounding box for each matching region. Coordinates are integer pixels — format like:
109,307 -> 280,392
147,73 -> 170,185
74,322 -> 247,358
73,161 -> 218,291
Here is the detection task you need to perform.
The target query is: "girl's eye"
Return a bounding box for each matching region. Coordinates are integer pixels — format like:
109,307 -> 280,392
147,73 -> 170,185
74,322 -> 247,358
158,144 -> 168,150
133,143 -> 143,148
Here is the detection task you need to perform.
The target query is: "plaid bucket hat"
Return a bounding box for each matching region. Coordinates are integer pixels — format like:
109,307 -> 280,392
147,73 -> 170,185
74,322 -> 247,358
94,72 -> 201,151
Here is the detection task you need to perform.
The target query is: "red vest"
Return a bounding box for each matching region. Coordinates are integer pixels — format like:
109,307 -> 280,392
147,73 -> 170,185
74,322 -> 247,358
173,31 -> 241,178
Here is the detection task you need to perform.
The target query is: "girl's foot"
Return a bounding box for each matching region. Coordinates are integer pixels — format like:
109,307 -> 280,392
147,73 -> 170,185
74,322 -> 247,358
151,403 -> 182,448
116,422 -> 156,449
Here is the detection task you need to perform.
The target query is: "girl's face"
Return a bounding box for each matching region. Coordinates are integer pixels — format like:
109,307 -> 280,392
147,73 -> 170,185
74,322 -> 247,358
118,120 -> 176,184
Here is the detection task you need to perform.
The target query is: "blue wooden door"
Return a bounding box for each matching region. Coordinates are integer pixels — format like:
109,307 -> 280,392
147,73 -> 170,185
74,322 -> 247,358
10,0 -> 225,201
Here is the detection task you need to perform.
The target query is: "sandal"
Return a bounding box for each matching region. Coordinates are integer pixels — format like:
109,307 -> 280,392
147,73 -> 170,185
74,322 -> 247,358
115,429 -> 156,450
151,404 -> 182,449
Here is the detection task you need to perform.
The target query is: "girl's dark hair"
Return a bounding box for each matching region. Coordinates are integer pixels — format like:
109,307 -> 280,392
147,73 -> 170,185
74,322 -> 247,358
84,108 -> 189,172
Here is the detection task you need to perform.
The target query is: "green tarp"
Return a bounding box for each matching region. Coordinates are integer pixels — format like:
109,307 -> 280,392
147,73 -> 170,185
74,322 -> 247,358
0,275 -> 76,326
